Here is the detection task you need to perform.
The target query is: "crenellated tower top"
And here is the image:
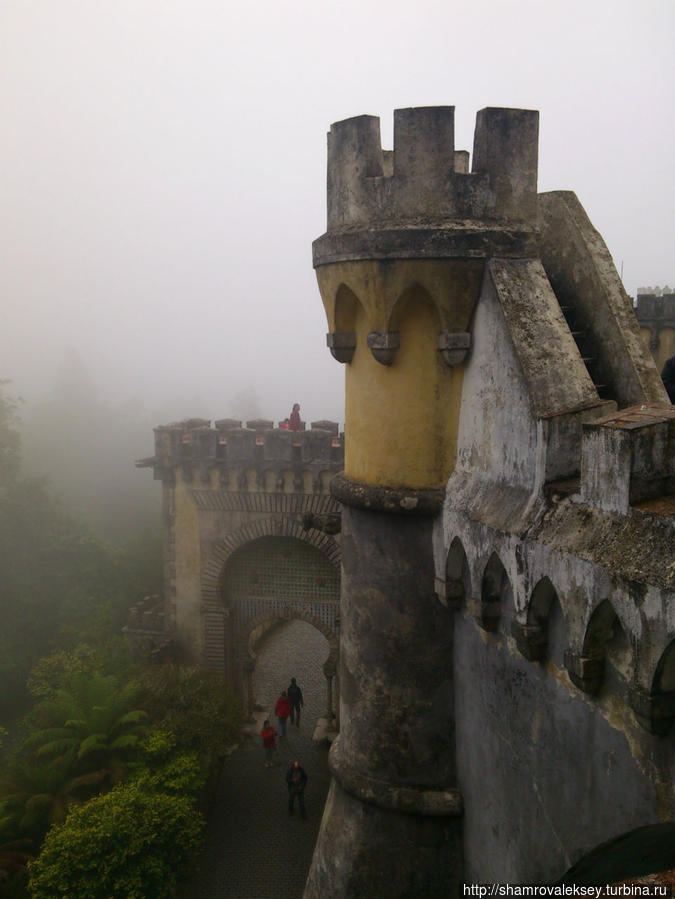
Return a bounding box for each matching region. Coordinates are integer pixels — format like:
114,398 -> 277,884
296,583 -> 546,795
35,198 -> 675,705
315,106 -> 539,266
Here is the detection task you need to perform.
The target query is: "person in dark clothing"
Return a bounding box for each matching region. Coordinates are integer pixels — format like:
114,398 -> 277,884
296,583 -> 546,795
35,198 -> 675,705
286,760 -> 308,817
661,355 -> 675,403
287,677 -> 304,728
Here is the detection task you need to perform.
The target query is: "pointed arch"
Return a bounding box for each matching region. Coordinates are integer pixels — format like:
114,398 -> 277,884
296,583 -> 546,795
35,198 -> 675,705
334,283 -> 363,333
653,638 -> 675,694
479,552 -> 510,632
583,599 -> 632,681
441,536 -> 471,609
568,599 -> 633,694
630,638 -> 675,736
388,282 -> 441,334
245,607 -> 339,672
515,576 -> 567,664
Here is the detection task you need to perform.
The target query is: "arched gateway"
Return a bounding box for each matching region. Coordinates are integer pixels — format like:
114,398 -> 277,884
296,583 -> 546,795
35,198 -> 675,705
133,416 -> 343,714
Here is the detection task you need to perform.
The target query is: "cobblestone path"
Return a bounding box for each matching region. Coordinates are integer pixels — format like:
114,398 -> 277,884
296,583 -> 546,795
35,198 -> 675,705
180,620 -> 332,899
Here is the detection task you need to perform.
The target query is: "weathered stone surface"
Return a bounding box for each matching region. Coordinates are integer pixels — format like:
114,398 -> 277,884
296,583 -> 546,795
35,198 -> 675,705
311,104 -> 673,891
487,257 -> 599,418
538,190 -> 668,407
304,493 -> 461,895
330,472 -> 444,516
635,291 -> 675,373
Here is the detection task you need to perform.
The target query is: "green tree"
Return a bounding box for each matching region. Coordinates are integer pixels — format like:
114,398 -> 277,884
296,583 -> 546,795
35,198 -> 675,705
26,641 -> 131,705
128,729 -> 205,795
0,382 -> 157,722
24,675 -> 147,785
28,783 -> 202,898
0,754 -> 105,844
0,380 -> 21,489
135,665 -> 243,760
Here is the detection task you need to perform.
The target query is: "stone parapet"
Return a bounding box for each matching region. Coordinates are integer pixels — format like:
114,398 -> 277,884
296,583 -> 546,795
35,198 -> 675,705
315,106 -> 539,267
137,418 -> 344,484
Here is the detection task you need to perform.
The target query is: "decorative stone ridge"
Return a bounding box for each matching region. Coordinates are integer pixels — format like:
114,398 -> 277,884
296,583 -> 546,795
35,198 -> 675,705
330,472 -> 444,516
328,737 -> 463,817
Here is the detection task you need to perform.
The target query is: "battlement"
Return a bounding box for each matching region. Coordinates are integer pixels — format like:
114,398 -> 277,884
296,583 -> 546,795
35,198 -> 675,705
325,106 -> 539,232
635,291 -> 675,320
136,418 -> 344,482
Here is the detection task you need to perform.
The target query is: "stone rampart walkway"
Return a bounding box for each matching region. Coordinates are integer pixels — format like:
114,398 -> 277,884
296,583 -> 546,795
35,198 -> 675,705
180,620 -> 332,899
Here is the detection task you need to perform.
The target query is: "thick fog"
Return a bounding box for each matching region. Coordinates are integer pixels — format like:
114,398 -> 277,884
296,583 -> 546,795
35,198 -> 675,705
2,0 -> 673,438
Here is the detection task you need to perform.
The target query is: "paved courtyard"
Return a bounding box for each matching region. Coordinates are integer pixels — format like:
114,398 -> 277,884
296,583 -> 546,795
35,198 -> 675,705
180,620 -> 333,899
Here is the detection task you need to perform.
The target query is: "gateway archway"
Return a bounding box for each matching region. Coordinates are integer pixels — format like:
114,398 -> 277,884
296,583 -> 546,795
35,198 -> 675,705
220,535 -> 340,717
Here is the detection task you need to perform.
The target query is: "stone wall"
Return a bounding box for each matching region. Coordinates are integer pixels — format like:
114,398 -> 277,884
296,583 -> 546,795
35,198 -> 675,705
134,418 -> 344,686
635,291 -> 675,373
307,104 -> 674,893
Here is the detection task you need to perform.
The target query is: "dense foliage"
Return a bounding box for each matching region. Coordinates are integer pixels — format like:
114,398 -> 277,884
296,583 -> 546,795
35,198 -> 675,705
0,382 -> 159,722
27,783 -> 202,899
0,383 -> 244,896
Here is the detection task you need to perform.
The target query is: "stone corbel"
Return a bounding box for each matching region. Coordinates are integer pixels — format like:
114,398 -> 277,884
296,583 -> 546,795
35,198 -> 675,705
302,512 -> 342,535
629,687 -> 675,737
478,597 -> 500,632
326,332 -> 356,363
367,331 -> 400,365
438,332 -> 471,367
564,650 -> 604,694
511,622 -> 547,662
434,577 -> 463,610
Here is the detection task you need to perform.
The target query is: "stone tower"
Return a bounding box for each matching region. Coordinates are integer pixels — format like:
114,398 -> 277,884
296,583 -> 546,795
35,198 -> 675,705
305,107 -> 671,894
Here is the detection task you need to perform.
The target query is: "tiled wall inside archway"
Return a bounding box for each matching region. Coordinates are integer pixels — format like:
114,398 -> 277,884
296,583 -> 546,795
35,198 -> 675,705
223,536 -> 339,603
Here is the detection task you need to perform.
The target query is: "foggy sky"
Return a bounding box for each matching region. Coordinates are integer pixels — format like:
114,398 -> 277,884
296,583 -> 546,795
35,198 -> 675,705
2,0 -> 673,428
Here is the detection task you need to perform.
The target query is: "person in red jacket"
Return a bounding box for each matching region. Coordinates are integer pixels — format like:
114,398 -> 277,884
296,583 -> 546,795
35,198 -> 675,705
260,719 -> 278,767
288,403 -> 301,432
274,690 -> 291,737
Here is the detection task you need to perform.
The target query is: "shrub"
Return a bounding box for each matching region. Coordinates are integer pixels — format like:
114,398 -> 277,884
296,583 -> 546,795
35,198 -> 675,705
135,665 -> 243,759
128,729 -> 205,795
28,782 -> 202,898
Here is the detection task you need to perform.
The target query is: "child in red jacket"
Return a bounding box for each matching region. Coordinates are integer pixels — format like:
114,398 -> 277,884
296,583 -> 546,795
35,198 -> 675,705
261,719 -> 279,767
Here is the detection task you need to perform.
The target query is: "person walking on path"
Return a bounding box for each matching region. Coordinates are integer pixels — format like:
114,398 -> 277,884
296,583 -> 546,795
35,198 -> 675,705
286,760 -> 308,818
287,677 -> 304,728
260,719 -> 279,767
289,403 -> 301,432
274,690 -> 291,737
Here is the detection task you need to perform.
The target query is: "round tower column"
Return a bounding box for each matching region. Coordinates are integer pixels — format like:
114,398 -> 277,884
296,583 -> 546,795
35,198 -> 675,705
305,106 -> 539,897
